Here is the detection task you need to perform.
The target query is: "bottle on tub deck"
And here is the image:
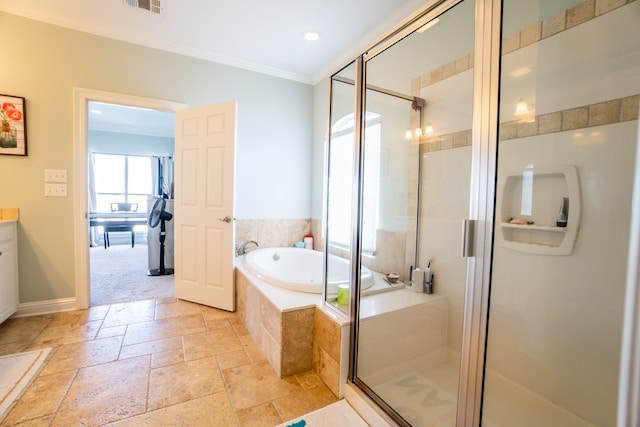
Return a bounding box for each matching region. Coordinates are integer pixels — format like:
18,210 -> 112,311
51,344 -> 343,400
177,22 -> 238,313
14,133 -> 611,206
304,233 -> 314,249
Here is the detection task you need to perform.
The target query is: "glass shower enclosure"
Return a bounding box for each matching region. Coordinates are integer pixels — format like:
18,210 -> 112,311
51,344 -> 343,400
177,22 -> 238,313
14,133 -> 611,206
323,0 -> 640,425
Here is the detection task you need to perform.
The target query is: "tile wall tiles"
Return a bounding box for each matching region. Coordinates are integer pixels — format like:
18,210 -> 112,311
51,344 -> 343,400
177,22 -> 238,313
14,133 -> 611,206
311,219 -> 323,252
312,341 -> 341,398
595,0 -> 630,15
362,229 -> 407,281
259,324 -> 282,378
621,95 -> 640,121
567,0 -> 596,29
235,218 -> 311,250
502,32 -> 521,55
236,279 -> 344,398
520,22 -> 542,47
589,100 -> 621,126
414,0 -> 635,97
427,94 -> 638,149
281,308 -> 315,377
235,269 -> 318,380
312,308 -> 342,398
416,52 -> 474,92
538,112 -> 564,135
542,10 -> 567,38
261,297 -> 283,346
313,309 -> 341,362
422,130 -> 473,153
415,0 -> 636,98
499,95 -> 639,141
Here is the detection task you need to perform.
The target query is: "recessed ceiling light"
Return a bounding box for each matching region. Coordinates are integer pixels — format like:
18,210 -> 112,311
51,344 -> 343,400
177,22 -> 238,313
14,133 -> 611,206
304,31 -> 320,41
90,109 -> 102,114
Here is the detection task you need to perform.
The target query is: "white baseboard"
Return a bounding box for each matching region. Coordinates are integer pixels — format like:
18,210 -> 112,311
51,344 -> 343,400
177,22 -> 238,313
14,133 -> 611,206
13,298 -> 79,318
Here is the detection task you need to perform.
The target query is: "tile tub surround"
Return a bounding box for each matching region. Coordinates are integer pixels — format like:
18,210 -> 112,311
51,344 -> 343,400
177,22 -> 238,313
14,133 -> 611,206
236,218 -> 311,250
236,256 -> 443,399
235,258 -> 350,398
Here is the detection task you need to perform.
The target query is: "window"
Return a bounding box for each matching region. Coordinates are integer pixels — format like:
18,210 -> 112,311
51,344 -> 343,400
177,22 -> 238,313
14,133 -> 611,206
94,154 -> 153,213
328,113 -> 381,253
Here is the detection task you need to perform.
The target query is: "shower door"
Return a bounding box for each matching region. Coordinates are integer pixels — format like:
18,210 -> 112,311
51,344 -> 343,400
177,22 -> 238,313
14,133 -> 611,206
482,0 -> 640,426
353,1 -> 477,425
341,0 -> 640,425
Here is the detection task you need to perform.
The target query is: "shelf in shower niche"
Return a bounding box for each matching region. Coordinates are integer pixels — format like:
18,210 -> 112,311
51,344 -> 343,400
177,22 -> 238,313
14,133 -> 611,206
500,223 -> 568,232
497,165 -> 581,256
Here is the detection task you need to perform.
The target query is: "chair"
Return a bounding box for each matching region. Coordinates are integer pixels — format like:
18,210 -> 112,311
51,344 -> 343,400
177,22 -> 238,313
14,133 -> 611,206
103,202 -> 139,249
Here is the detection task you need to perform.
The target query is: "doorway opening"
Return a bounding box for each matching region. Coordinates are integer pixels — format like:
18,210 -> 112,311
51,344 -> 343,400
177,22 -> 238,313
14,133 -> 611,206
88,101 -> 176,305
72,88 -> 187,309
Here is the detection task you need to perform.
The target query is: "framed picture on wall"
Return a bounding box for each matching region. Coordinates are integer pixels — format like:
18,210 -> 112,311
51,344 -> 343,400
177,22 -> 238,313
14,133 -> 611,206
0,94 -> 27,156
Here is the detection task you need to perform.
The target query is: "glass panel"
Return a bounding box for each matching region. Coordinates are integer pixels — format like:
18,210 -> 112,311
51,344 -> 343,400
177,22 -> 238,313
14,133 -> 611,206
355,1 -> 475,425
326,61 -> 357,314
94,154 -> 125,194
127,156 -> 152,195
483,0 -> 640,425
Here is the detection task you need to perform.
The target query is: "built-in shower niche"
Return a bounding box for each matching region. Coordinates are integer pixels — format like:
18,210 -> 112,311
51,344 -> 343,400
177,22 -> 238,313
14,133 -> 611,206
498,165 -> 581,255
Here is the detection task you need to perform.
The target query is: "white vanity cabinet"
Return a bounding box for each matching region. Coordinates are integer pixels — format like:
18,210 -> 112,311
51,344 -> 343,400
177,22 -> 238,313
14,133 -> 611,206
0,221 -> 18,324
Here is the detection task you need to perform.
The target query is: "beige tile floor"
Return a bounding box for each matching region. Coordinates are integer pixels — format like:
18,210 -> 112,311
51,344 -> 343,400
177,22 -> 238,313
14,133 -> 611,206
0,298 -> 338,426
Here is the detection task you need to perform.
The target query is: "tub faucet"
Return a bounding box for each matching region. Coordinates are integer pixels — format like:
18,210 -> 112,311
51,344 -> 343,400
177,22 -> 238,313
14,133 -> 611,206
236,240 -> 258,256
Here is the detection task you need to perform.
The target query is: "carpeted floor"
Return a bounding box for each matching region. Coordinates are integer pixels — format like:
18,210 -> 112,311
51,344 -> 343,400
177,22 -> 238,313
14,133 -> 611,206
90,243 -> 174,306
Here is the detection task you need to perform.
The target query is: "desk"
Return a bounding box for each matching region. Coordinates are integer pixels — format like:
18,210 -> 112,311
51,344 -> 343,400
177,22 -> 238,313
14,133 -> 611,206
89,213 -> 148,249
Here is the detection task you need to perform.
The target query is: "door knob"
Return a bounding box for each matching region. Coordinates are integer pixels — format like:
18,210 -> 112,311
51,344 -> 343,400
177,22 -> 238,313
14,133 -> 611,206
217,215 -> 232,223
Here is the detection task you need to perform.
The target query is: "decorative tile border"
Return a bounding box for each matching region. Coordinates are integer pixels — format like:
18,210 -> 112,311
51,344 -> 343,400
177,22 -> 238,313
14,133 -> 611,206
411,52 -> 474,93
411,0 -> 636,94
504,0 -> 636,55
419,94 -> 638,151
499,94 -> 639,141
421,129 -> 473,152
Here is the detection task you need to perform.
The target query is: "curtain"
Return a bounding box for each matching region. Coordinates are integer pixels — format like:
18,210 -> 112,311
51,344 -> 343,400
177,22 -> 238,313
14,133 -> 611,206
88,152 -> 98,246
151,156 -> 174,198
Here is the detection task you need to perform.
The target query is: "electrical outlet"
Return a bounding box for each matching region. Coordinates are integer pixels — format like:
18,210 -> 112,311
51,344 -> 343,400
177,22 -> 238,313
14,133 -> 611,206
44,169 -> 68,182
44,183 -> 68,197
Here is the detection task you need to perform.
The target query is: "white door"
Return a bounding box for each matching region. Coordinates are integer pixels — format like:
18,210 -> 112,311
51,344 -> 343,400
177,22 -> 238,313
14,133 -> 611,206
174,101 -> 236,311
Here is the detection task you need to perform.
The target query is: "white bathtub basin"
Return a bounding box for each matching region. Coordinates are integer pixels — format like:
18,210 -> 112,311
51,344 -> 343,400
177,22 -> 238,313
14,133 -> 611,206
243,247 -> 375,294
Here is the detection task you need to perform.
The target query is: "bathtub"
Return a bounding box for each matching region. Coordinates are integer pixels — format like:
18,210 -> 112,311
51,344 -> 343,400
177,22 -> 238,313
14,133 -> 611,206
243,247 -> 375,294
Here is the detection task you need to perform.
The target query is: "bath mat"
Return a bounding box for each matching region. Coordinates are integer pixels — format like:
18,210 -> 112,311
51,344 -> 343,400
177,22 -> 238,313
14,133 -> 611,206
277,400 -> 368,427
374,371 -> 456,427
0,348 -> 51,419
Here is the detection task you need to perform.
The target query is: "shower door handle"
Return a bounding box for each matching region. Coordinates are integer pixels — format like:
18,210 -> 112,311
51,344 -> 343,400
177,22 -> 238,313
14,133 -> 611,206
461,219 -> 475,258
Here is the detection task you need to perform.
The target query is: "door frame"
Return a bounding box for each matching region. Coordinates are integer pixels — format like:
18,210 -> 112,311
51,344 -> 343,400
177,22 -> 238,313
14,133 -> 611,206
72,87 -> 187,309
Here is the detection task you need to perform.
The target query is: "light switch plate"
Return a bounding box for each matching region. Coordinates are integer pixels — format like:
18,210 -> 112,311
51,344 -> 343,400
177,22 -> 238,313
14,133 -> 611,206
44,183 -> 67,197
44,169 -> 67,182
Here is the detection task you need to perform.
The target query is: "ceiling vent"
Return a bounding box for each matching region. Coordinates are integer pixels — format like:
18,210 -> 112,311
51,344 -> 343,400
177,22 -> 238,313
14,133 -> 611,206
124,0 -> 164,15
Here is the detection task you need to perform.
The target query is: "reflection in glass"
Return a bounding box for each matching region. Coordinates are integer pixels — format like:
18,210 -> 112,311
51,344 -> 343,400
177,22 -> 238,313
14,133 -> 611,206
325,61 -> 357,314
354,2 -> 474,425
482,0 -> 640,425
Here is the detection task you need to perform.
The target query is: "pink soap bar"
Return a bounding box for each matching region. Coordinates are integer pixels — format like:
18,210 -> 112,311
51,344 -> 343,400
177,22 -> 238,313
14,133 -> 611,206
509,218 -> 527,225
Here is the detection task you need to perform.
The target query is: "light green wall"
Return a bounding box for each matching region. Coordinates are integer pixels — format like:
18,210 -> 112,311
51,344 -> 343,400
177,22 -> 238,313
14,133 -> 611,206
311,78 -> 329,220
0,12 -> 313,303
